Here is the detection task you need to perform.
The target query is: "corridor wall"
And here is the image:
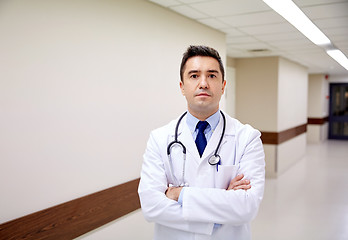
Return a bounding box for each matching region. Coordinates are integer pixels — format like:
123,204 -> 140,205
307,74 -> 329,143
235,56 -> 308,177
0,0 -> 226,238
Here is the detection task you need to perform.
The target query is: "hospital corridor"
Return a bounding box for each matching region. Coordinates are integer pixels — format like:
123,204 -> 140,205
252,140 -> 348,240
1,0 -> 348,239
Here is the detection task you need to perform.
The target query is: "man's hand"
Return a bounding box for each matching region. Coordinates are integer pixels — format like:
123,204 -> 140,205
227,174 -> 251,191
166,174 -> 249,201
165,186 -> 183,201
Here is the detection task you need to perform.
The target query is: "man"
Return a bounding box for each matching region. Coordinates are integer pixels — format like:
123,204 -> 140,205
138,45 -> 265,240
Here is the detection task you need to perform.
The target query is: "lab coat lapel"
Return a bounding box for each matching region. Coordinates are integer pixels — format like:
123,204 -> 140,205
177,118 -> 201,162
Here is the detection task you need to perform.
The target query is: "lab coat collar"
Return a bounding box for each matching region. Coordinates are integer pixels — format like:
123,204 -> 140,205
179,118 -> 201,161
172,111 -> 237,163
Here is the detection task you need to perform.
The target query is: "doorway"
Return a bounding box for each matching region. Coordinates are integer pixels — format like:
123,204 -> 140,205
329,83 -> 348,140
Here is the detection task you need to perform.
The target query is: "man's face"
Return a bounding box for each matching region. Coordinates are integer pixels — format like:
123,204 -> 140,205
180,56 -> 226,119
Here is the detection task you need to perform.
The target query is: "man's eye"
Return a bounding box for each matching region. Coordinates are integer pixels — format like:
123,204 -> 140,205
209,74 -> 216,78
190,74 -> 198,79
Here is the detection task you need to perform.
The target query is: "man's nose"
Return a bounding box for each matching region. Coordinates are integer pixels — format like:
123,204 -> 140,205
199,76 -> 208,89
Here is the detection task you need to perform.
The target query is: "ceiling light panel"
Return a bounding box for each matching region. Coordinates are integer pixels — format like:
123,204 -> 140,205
149,0 -> 181,7
255,31 -> 305,42
327,50 -> 348,70
230,42 -> 272,51
189,0 -> 269,17
170,5 -> 208,19
240,22 -> 298,35
223,28 -> 247,36
197,18 -> 230,29
263,0 -> 331,45
178,0 -> 212,3
313,17 -> 348,29
269,39 -> 315,48
226,36 -> 260,44
322,27 -> 348,36
290,51 -> 335,68
293,0 -> 346,7
218,11 -> 285,27
301,2 -> 348,19
332,43 -> 348,56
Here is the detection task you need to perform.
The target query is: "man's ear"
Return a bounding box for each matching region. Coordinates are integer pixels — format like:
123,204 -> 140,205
222,80 -> 226,94
180,81 -> 185,96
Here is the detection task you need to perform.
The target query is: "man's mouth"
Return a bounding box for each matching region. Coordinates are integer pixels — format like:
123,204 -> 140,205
196,92 -> 211,97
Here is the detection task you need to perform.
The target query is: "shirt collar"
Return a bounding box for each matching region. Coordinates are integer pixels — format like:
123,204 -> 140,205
186,110 -> 221,134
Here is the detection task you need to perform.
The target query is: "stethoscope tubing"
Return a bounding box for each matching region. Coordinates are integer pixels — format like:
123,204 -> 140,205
167,111 -> 226,186
167,112 -> 187,155
213,111 -> 226,159
167,111 -> 226,158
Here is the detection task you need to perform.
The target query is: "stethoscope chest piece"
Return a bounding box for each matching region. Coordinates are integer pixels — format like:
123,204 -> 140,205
208,154 -> 221,165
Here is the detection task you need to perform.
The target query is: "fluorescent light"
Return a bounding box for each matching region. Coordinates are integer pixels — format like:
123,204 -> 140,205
263,0 -> 347,72
263,0 -> 331,45
327,50 -> 348,70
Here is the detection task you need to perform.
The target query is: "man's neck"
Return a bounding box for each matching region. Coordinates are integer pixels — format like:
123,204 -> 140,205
187,108 -> 219,121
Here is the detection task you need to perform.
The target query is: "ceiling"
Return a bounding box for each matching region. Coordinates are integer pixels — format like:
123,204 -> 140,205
149,0 -> 348,76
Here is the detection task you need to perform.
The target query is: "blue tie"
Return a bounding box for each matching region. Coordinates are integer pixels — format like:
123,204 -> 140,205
195,121 -> 209,157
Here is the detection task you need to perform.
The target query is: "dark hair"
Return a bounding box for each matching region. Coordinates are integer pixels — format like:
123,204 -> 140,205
180,45 -> 225,82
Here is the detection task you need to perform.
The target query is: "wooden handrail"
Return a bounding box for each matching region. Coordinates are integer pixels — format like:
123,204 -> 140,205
261,123 -> 307,144
308,117 -> 329,125
0,178 -> 140,240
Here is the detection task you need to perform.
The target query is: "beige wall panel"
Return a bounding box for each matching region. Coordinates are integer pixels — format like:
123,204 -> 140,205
235,57 -> 279,131
225,67 -> 236,117
321,77 -> 329,118
308,74 -> 325,117
308,74 -> 329,118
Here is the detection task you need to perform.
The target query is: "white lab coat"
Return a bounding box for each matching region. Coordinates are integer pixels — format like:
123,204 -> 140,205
138,111 -> 265,240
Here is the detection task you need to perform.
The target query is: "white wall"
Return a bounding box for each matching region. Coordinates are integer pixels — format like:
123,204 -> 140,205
278,57 -> 308,131
307,124 -> 328,143
0,0 -> 225,238
277,134 -> 307,175
329,75 -> 348,83
307,74 -> 329,142
277,58 -> 308,175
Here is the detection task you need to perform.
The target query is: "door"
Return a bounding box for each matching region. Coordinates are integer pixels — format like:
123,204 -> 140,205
329,83 -> 348,140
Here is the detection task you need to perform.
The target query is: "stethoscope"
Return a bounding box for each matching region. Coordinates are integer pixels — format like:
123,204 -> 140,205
166,110 -> 226,187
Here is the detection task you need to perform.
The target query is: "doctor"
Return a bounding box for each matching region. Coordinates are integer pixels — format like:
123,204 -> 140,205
138,45 -> 265,240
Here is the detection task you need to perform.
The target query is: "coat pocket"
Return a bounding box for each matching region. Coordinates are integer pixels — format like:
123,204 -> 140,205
215,165 -> 239,189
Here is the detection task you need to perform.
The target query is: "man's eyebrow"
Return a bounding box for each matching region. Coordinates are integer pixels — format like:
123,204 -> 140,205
188,70 -> 219,74
188,70 -> 200,75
